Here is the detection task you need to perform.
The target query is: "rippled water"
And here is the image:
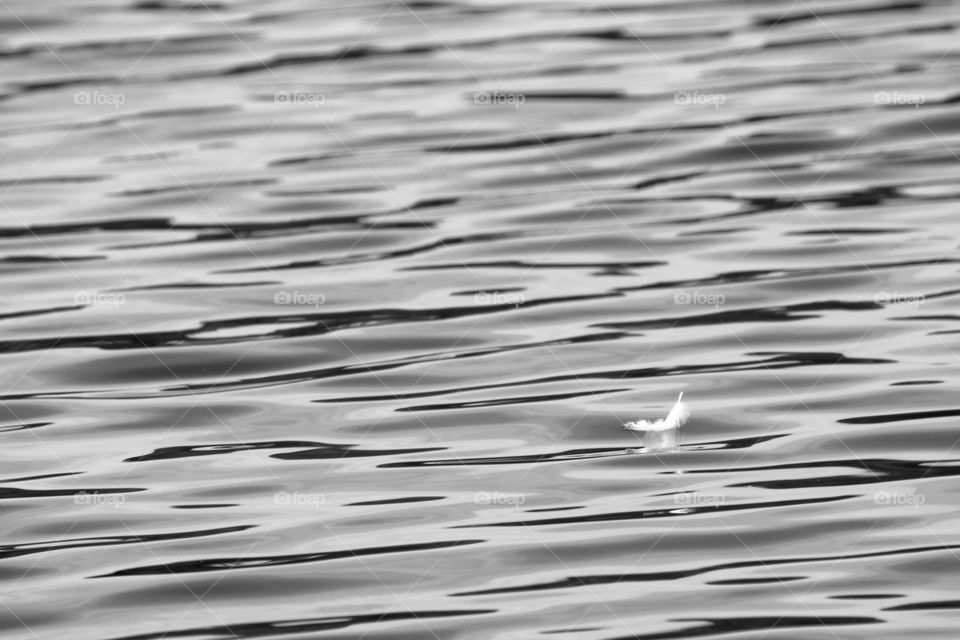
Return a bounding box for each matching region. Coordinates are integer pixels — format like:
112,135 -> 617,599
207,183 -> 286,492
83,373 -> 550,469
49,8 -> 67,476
2,0 -> 960,638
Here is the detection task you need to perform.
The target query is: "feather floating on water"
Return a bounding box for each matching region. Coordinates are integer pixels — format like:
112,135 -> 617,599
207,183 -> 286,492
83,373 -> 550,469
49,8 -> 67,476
624,392 -> 689,432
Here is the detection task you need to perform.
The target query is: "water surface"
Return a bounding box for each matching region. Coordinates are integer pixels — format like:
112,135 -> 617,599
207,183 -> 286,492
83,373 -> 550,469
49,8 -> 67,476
2,0 -> 960,638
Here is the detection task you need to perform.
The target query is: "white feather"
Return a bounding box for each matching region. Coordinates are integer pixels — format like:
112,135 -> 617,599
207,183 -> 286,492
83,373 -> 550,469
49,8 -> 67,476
624,392 -> 688,432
